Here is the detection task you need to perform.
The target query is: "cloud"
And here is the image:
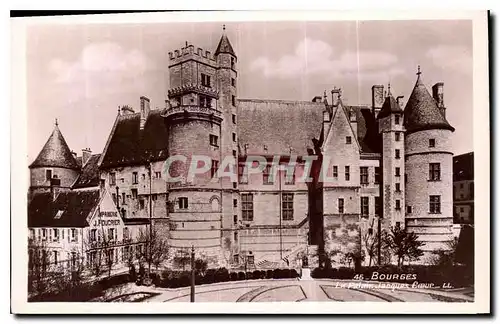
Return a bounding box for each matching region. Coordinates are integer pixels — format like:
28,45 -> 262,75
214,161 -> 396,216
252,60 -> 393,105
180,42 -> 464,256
426,45 -> 472,74
250,38 -> 403,80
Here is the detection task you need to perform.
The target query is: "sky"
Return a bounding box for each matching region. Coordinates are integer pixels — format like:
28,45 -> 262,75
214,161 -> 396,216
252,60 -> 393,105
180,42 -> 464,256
26,19 -> 473,162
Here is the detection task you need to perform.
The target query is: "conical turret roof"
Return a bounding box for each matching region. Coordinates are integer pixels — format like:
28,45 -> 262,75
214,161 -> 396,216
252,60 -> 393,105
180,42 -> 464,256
215,26 -> 236,57
377,85 -> 403,119
403,68 -> 454,134
29,121 -> 79,169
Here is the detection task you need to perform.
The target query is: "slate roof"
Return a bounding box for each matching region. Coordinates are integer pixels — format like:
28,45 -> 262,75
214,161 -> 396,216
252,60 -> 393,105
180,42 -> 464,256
215,33 -> 236,57
453,152 -> 474,182
29,124 -> 79,170
346,105 -> 382,154
238,99 -> 324,156
100,109 -> 169,168
403,74 -> 455,134
72,154 -> 102,189
28,190 -> 100,228
377,93 -> 403,120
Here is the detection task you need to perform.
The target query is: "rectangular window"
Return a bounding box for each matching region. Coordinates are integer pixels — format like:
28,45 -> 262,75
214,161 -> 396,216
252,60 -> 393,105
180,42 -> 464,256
429,163 -> 441,181
233,150 -> 237,157
430,195 -> 441,214
429,138 -> 436,148
234,231 -> 238,242
346,136 -> 352,144
71,228 -> 77,242
238,165 -> 248,184
232,114 -> 236,124
361,197 -> 369,216
285,168 -> 296,185
233,199 -> 238,208
375,167 -> 381,184
395,167 -> 401,177
360,167 -> 368,185
155,171 -> 161,179
232,95 -> 236,106
345,166 -> 350,181
395,149 -> 400,159
122,192 -> 126,205
132,172 -> 138,184
90,229 -> 97,242
263,164 -> 273,185
110,172 -> 116,186
233,254 -> 239,264
178,197 -> 188,210
209,134 -> 219,147
282,193 -> 294,221
108,228 -> 115,241
139,199 -> 145,210
395,132 -> 401,141
231,57 -> 235,69
53,251 -> 58,265
201,73 -> 211,87
333,166 -> 338,178
131,189 -> 138,199
232,133 -> 236,142
211,160 -> 219,178
395,200 -> 401,210
375,197 -> 381,216
231,78 -> 236,87
406,206 -> 412,214
233,215 -> 238,225
395,114 -> 400,125
405,173 -> 408,183
242,193 -> 254,221
338,198 -> 344,214
46,169 -> 52,181
396,183 -> 401,192
152,194 -> 158,201
53,229 -> 59,241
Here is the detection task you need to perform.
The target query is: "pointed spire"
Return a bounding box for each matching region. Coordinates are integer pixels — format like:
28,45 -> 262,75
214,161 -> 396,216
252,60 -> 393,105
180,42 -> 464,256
29,122 -> 79,169
387,83 -> 392,97
223,24 -> 226,32
416,65 -> 422,82
215,25 -> 236,57
55,118 -> 58,126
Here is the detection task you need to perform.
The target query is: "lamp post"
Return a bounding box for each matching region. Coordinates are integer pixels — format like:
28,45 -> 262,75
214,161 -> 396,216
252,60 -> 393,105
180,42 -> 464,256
190,245 -> 195,302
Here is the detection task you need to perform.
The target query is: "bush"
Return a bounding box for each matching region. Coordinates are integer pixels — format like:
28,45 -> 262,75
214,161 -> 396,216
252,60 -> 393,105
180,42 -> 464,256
237,272 -> 246,281
266,270 -> 273,279
215,268 -> 230,282
230,272 -> 238,281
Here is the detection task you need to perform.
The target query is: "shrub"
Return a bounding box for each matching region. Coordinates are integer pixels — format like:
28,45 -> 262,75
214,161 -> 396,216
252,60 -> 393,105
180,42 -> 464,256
215,268 -> 230,282
237,272 -> 246,281
290,269 -> 299,278
230,272 -> 238,281
266,270 -> 273,279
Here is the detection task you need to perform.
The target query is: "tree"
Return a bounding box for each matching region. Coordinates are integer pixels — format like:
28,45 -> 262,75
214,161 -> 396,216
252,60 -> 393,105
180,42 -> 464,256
136,226 -> 170,274
362,230 -> 380,267
384,226 -> 424,267
28,238 -> 52,295
84,226 -> 116,278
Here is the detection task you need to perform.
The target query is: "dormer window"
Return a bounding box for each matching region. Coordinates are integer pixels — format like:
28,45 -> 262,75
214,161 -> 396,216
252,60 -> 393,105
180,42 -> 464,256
395,114 -> 400,125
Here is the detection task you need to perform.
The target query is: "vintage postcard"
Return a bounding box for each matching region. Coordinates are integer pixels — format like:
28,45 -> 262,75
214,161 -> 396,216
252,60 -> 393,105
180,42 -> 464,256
10,10 -> 490,314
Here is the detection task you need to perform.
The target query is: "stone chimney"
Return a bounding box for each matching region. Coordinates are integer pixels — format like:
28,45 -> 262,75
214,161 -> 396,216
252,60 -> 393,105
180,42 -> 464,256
331,87 -> 341,106
371,85 -> 384,117
140,96 -> 151,130
121,105 -> 135,115
396,96 -> 405,108
50,177 -> 61,202
323,110 -> 331,136
82,148 -> 92,165
432,82 -> 445,118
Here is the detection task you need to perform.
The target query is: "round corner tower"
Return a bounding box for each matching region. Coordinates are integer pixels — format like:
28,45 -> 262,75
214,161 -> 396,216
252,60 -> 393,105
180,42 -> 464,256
403,67 -> 455,254
163,28 -> 238,264
29,121 -> 80,196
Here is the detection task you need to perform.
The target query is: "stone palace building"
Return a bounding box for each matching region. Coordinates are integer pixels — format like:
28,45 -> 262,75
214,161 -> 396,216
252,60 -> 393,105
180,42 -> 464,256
28,28 -> 455,270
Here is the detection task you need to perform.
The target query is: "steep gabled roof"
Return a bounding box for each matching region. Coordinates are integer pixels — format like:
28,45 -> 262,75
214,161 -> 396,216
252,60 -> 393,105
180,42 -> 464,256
28,190 -> 100,228
377,92 -> 403,120
215,33 -> 236,57
99,109 -> 169,169
347,105 -> 382,154
29,123 -> 79,170
72,154 -> 101,189
404,72 -> 455,134
453,152 -> 474,182
238,99 -> 324,156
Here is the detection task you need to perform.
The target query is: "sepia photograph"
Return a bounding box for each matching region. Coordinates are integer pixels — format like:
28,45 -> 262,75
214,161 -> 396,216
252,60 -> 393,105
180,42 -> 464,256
10,10 -> 490,314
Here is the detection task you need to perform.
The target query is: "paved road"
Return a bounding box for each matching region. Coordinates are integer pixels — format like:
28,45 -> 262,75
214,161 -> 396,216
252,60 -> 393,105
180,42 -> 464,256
102,279 -> 474,303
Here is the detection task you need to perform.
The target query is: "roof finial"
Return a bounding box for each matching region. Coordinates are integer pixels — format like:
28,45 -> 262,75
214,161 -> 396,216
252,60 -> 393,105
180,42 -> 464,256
417,65 -> 421,76
55,118 -> 58,126
387,82 -> 391,97
185,41 -> 188,47
223,24 -> 226,32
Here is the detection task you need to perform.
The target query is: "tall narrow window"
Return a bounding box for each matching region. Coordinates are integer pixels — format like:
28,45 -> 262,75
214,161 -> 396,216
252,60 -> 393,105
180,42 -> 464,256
139,199 -> 145,210
345,166 -> 350,181
375,197 -> 381,216
429,163 -> 441,181
395,132 -> 401,141
211,160 -> 219,178
209,134 -> 219,147
232,95 -> 236,106
395,149 -> 400,159
285,167 -> 296,185
231,78 -> 236,87
263,164 -> 273,185
155,171 -> 161,179
430,195 -> 441,214
395,200 -> 401,210
122,192 -> 126,205
231,57 -> 235,69
346,136 -> 352,144
338,198 -> 344,214
361,197 -> 369,216
242,193 -> 254,221
132,172 -> 138,184
360,167 -> 368,185
232,133 -> 236,142
395,167 -> 401,177
406,206 -> 412,214
178,197 -> 188,210
282,193 -> 294,220
332,166 -> 338,178
46,169 -> 52,181
395,114 -> 400,125
110,172 -> 116,186
374,167 -> 381,184
395,183 -> 401,192
233,199 -> 237,207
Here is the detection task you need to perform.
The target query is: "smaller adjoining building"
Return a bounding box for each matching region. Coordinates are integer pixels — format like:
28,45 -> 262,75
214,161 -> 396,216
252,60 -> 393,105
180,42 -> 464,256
453,152 -> 474,224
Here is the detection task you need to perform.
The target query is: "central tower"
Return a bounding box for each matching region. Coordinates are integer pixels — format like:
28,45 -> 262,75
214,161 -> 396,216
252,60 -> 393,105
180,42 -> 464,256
163,27 -> 238,266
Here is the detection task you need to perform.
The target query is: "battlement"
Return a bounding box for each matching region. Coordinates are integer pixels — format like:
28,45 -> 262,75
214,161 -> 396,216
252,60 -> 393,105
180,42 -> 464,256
168,44 -> 218,67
